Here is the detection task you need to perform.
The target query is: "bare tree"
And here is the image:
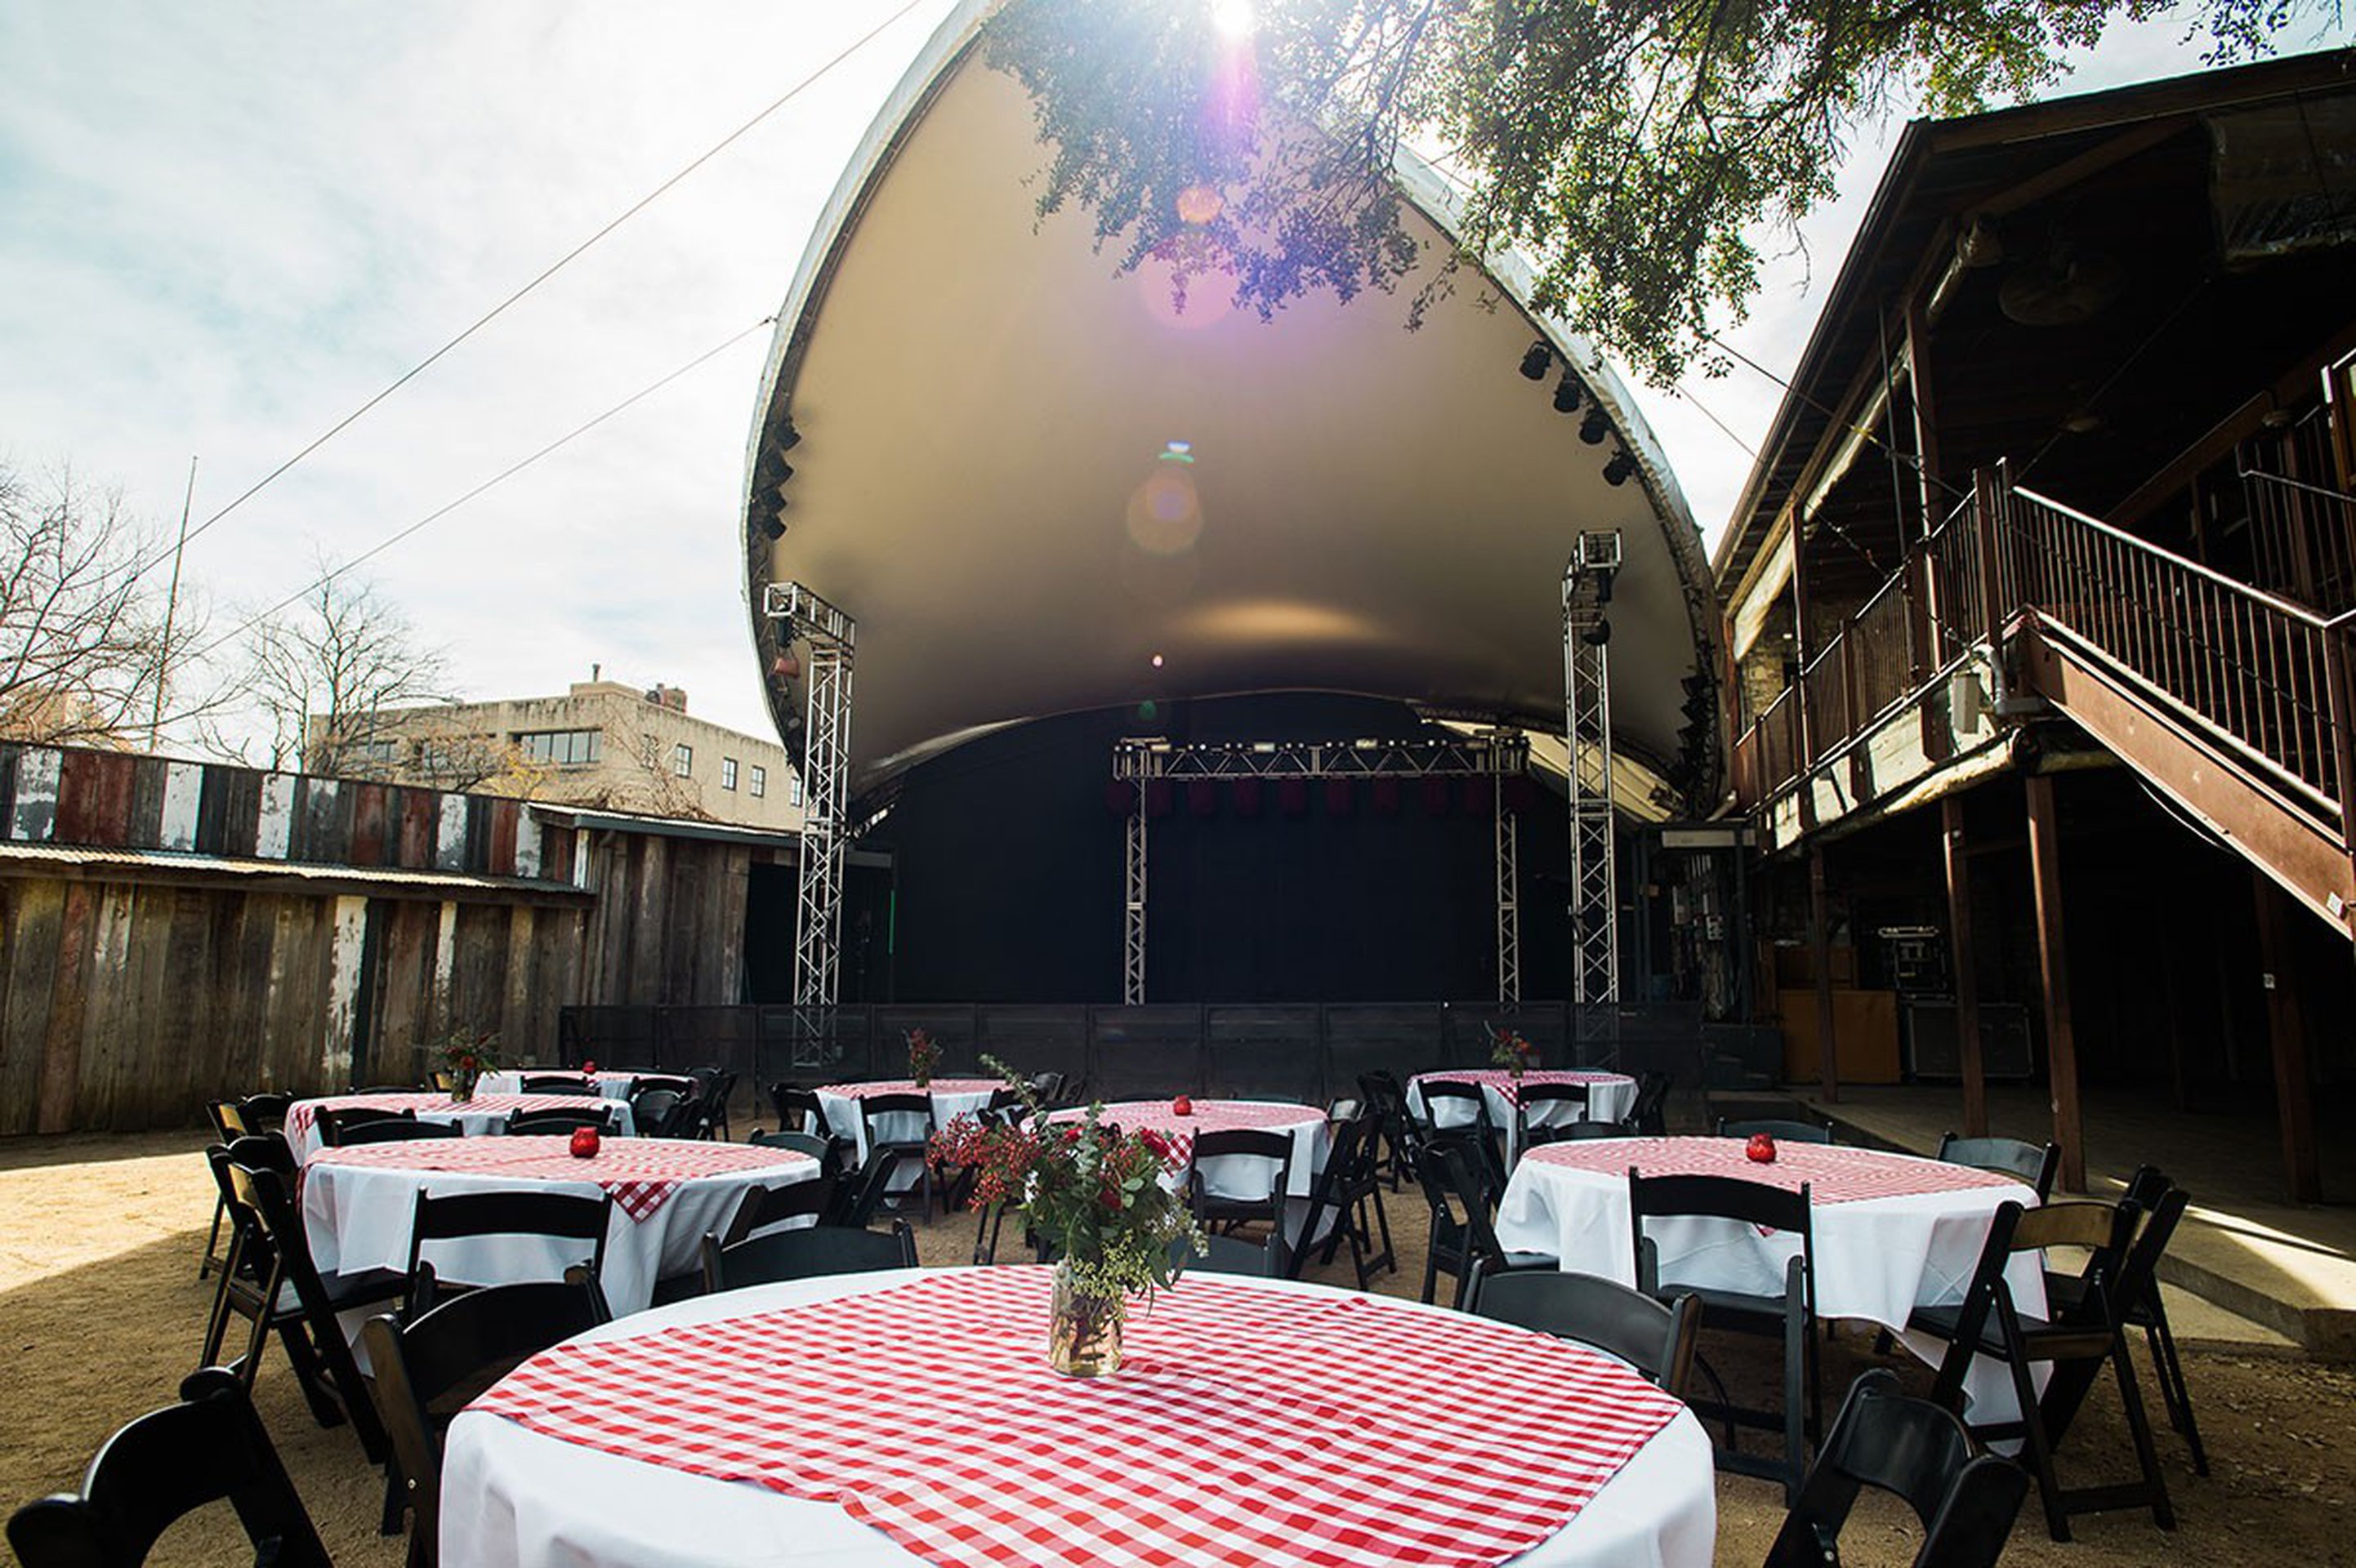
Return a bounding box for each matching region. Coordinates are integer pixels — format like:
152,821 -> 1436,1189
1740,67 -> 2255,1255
236,568 -> 456,777
0,461 -> 216,746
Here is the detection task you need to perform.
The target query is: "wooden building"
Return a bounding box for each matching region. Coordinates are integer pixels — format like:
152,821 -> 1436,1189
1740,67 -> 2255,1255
1716,50 -> 2356,1199
0,743 -> 797,1134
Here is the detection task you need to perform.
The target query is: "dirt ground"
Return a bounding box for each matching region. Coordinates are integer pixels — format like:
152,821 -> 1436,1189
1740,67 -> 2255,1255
4,1127 -> 2353,1566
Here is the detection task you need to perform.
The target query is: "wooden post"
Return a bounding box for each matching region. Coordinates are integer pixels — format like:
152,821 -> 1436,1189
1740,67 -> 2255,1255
2024,773 -> 2084,1192
2251,869 -> 2323,1204
1973,466 -> 2010,698
1810,844 -> 1840,1103
1906,296 -> 1946,539
1942,794 -> 1988,1137
1792,524 -> 1819,830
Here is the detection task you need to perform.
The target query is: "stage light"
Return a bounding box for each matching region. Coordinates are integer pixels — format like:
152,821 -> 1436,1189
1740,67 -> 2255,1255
1603,447 -> 1636,486
772,419 -> 802,456
1580,407 -> 1610,445
1519,340 -> 1554,380
1582,617 -> 1613,647
1552,372 -> 1583,413
760,513 -> 786,541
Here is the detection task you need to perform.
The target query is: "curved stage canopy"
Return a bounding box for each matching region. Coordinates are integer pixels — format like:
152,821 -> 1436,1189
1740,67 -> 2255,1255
743,1 -> 1722,802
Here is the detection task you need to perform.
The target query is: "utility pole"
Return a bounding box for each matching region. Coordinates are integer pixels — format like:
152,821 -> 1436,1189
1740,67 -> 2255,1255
148,457 -> 199,751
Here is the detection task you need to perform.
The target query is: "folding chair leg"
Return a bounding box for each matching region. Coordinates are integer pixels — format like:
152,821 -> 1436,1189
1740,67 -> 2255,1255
2148,1312 -> 2209,1476
274,1321 -> 350,1432
1782,1295 -> 1809,1506
2109,1333 -> 2176,1530
199,1193 -> 228,1279
382,1461 -> 405,1536
2013,1352 -> 2073,1543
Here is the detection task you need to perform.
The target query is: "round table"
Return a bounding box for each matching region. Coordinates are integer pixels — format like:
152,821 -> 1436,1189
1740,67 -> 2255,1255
1494,1135 -> 2043,1418
301,1136 -> 818,1324
282,1092 -> 637,1162
475,1070 -> 645,1102
440,1267 -> 1717,1568
1407,1070 -> 1640,1162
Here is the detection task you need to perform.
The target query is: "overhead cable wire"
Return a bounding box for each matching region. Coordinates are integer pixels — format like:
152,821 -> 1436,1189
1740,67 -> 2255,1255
185,315 -> 776,669
135,0 -> 930,580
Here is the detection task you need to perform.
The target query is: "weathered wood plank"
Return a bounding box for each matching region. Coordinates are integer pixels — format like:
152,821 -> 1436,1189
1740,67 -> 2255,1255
349,785 -> 389,868
256,775 -> 297,859
53,751 -> 138,844
486,800 -> 519,878
397,791 -> 439,870
127,755 -> 169,848
37,881 -> 99,1132
0,881 -> 65,1134
73,884 -> 139,1131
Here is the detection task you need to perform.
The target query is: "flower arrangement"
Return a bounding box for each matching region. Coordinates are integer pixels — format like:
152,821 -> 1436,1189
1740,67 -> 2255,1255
905,1027 -> 942,1089
440,1025 -> 502,1101
926,1056 -> 1203,1374
1489,1024 -> 1538,1079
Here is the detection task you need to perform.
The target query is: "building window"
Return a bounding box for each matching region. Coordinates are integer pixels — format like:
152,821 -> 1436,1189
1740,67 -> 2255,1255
749,765 -> 767,798
789,772 -> 805,808
516,728 -> 602,766
721,757 -> 738,791
672,742 -> 693,777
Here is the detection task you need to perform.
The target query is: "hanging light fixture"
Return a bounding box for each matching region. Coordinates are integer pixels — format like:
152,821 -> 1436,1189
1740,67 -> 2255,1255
1579,406 -> 1610,446
1552,372 -> 1584,413
1519,340 -> 1554,380
1603,447 -> 1636,486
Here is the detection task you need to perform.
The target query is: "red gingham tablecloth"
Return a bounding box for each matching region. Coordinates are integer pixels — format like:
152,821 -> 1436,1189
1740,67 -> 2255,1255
1523,1135 -> 2025,1204
284,1093 -> 610,1141
472,1267 -> 1684,1568
1411,1071 -> 1629,1111
307,1137 -> 814,1222
817,1078 -> 1002,1100
1054,1099 -> 1323,1171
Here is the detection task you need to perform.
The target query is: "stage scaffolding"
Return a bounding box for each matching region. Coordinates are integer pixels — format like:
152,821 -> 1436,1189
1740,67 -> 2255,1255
1110,732 -> 1533,1005
762,581 -> 855,1067
1565,532 -> 1622,1050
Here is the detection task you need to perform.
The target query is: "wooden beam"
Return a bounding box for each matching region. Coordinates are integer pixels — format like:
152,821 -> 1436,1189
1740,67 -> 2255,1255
2251,868 -> 2324,1204
1941,795 -> 1988,1137
1810,844 -> 1841,1103
2025,773 -> 2085,1192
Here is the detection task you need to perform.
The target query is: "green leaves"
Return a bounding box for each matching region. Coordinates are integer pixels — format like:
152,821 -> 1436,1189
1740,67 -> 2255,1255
982,0 -> 2312,385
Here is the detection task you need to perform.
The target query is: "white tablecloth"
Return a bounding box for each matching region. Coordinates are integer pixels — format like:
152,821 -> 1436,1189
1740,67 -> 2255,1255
1494,1137 -> 2044,1417
440,1269 -> 1716,1568
283,1093 -> 636,1162
1407,1071 -> 1640,1163
1052,1100 -> 1333,1249
475,1070 -> 645,1102
301,1138 -> 818,1330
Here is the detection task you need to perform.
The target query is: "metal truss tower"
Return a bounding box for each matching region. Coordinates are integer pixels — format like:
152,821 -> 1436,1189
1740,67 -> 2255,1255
1564,532 -> 1622,1030
1112,732 -> 1533,1004
762,582 -> 855,1065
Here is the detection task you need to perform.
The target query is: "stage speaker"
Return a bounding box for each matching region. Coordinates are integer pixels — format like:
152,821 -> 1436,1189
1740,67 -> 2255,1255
1903,999 -> 2035,1081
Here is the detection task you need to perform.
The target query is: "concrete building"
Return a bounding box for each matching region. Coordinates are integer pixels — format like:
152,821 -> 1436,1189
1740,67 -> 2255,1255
320,677 -> 804,831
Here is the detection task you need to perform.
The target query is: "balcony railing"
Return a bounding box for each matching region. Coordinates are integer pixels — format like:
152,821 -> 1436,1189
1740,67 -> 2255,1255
1735,465 -> 2356,839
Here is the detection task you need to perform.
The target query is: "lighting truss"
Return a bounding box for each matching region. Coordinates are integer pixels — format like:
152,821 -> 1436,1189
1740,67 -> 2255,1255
762,581 -> 854,1067
1111,732 -> 1533,1004
1564,532 -> 1621,1043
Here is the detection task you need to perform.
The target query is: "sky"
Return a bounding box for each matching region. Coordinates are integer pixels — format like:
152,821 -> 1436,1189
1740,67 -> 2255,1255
3,1 -> 2349,750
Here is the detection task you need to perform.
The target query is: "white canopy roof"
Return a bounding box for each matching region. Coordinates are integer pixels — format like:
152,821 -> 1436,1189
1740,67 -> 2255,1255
743,2 -> 1721,791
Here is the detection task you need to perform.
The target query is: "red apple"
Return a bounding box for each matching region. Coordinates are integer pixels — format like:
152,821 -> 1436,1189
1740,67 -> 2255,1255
582,1059 -> 597,1076
1746,1133 -> 1776,1164
1172,1094 -> 1194,1116
570,1126 -> 601,1159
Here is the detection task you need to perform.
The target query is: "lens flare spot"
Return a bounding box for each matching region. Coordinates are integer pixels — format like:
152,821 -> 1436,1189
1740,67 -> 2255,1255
1210,0 -> 1255,40
1176,184 -> 1223,225
1126,470 -> 1203,556
1150,653 -> 1166,669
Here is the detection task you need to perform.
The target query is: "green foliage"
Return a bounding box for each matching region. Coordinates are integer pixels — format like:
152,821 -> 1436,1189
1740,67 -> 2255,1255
985,0 -> 2326,383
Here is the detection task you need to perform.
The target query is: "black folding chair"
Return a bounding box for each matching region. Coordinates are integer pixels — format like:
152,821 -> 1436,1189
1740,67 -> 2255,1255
1625,1071 -> 1671,1134
770,1082 -> 828,1135
1631,1169 -> 1821,1503
1412,1143 -> 1555,1310
1512,1080 -> 1593,1156
826,1145 -> 910,1229
751,1127 -> 841,1173
701,1220 -> 917,1293
1354,1070 -> 1417,1190
317,1103 -> 417,1147
364,1275 -> 609,1568
7,1368 -> 332,1568
519,1073 -> 594,1094
1764,1369 -> 2029,1568
1936,1131 -> 2060,1202
1912,1193 -> 2178,1541
860,1092 -> 939,1215
1188,1127 -> 1296,1278
631,1086 -> 685,1138
2047,1166 -> 2203,1475
1289,1110 -> 1391,1287
217,1145 -> 402,1463
1415,1078 -> 1508,1198
504,1106 -> 620,1137
341,1116 -> 464,1147
1176,1232 -> 1288,1276
404,1187 -> 613,1318
1467,1266 -> 1702,1399
1716,1116 -> 1836,1144
716,1174 -> 839,1247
